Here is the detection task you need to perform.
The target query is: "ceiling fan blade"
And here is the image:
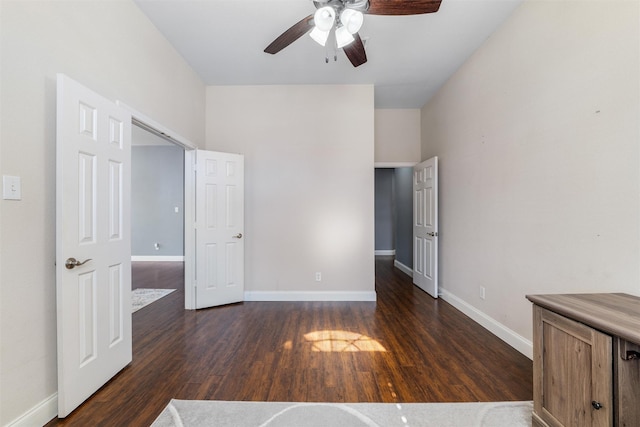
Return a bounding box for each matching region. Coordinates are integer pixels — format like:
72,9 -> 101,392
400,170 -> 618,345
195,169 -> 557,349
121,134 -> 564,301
264,15 -> 315,54
343,33 -> 367,67
366,0 -> 442,15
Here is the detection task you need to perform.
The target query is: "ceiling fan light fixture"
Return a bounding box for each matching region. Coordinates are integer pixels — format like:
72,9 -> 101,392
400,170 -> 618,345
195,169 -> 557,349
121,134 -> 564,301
340,9 -> 364,34
309,26 -> 331,46
310,6 -> 336,47
313,6 -> 336,32
335,25 -> 355,48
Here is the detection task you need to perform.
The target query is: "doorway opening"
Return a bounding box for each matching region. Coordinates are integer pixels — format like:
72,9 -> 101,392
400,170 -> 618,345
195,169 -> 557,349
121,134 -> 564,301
131,123 -> 186,309
374,166 -> 414,277
123,105 -> 246,311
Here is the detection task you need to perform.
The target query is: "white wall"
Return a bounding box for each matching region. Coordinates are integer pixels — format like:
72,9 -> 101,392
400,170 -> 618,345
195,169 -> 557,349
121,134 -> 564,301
375,109 -> 421,164
206,85 -> 375,298
0,1 -> 205,425
421,0 -> 640,354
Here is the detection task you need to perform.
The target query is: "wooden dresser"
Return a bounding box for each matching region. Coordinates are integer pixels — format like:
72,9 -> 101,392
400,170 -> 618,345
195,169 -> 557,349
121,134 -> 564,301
526,293 -> 640,427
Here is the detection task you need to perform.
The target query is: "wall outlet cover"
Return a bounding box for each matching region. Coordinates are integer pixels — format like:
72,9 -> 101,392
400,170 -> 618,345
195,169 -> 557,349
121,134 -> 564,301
3,175 -> 21,200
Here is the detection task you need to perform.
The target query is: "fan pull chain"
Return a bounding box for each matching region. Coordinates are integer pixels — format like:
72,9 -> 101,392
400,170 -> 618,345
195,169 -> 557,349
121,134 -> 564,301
324,43 -> 338,64
323,31 -> 339,64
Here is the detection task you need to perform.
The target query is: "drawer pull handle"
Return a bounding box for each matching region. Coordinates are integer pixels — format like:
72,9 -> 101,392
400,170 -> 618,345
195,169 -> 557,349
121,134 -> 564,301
625,350 -> 640,360
591,401 -> 603,410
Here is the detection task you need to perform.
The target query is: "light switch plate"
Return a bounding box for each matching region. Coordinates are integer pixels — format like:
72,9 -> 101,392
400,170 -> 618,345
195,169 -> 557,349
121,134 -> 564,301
3,175 -> 21,200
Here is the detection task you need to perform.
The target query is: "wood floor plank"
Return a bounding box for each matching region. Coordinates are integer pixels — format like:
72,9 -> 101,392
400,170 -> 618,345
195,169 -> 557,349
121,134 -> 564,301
45,258 -> 532,426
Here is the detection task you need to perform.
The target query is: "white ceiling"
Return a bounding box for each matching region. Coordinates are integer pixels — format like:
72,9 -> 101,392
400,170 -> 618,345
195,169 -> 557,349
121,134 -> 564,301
133,0 -> 523,108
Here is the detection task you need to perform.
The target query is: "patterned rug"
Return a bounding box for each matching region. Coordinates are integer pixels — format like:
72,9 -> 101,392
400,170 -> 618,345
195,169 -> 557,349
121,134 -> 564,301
152,400 -> 533,427
132,288 -> 176,313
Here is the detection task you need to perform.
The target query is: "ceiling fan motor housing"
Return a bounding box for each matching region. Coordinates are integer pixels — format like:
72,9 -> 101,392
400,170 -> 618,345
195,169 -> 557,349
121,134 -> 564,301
313,0 -> 370,14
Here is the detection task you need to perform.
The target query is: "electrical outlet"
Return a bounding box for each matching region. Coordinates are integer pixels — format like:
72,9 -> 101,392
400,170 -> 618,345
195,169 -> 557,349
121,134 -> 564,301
315,272 -> 322,282
480,286 -> 486,300
3,175 -> 21,200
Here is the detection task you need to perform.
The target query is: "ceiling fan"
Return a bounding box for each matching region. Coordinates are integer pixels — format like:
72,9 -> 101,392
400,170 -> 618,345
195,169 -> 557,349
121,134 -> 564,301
264,0 -> 443,67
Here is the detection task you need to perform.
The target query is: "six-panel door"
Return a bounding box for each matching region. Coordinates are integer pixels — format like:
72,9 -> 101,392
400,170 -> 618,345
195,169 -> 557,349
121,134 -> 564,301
413,157 -> 438,298
56,74 -> 132,417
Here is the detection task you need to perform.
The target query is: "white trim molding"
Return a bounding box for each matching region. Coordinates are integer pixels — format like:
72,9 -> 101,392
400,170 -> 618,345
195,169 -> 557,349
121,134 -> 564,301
393,260 -> 413,277
439,289 -> 533,359
375,249 -> 395,256
183,150 -> 196,310
244,291 -> 377,302
116,101 -> 198,150
6,393 -> 57,427
131,256 -> 184,262
374,162 -> 418,168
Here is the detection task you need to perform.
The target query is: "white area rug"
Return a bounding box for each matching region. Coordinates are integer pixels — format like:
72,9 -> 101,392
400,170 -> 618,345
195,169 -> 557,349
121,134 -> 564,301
152,399 -> 533,427
132,288 -> 176,313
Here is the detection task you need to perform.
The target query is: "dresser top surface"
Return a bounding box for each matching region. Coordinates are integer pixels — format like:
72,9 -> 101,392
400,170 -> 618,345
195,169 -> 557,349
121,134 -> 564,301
526,293 -> 640,344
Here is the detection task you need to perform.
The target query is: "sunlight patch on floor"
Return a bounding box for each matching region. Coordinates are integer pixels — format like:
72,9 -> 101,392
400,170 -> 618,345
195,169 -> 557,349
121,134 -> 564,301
303,330 -> 387,352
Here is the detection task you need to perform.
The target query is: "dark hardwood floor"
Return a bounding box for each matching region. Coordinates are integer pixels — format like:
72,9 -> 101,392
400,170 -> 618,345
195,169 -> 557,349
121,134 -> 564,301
46,257 -> 532,426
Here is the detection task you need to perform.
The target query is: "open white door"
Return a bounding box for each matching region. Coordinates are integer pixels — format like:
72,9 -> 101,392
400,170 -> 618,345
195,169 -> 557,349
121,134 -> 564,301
194,150 -> 244,309
413,156 -> 438,298
56,74 -> 132,417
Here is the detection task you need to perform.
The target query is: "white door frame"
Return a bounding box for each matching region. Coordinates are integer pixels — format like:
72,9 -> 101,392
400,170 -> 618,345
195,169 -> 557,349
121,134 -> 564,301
374,162 -> 418,168
116,102 -> 198,309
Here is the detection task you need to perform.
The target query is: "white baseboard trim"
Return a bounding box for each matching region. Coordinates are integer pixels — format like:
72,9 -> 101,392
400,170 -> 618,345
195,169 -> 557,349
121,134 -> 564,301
244,291 -> 377,302
439,289 -> 533,359
6,392 -> 57,427
131,256 -> 184,262
393,260 -> 413,277
374,250 -> 395,256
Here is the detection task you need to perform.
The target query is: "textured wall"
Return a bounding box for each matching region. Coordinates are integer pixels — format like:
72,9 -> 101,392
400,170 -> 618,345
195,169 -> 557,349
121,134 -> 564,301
206,85 -> 375,295
374,109 -> 421,164
421,0 -> 640,344
0,1 -> 204,424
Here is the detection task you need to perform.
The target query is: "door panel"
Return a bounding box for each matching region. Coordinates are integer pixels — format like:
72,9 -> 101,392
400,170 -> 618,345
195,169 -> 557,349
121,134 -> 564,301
413,157 -> 438,298
195,150 -> 244,308
108,160 -> 123,240
78,270 -> 97,366
56,74 -> 132,417
534,306 -> 613,427
108,264 -> 123,347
